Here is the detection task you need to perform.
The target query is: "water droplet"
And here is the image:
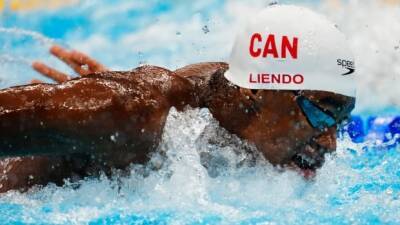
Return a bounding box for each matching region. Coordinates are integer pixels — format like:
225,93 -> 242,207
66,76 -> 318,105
202,25 -> 210,34
138,51 -> 146,66
268,1 -> 278,6
81,64 -> 89,70
110,133 -> 118,142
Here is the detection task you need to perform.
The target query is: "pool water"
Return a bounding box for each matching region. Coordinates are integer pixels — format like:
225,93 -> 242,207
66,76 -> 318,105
1,0 -> 400,224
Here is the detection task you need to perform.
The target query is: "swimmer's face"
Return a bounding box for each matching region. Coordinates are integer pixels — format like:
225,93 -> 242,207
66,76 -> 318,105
239,89 -> 355,174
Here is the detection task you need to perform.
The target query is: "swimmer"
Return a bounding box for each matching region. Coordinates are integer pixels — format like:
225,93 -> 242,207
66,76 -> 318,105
0,5 -> 355,192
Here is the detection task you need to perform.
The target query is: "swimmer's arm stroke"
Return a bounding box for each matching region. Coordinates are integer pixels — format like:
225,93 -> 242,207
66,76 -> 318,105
0,45 -> 227,159
0,74 -> 168,159
32,45 -> 108,84
0,79 -> 112,157
31,45 -> 228,85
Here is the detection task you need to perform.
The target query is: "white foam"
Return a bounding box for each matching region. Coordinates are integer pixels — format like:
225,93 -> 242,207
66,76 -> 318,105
0,108 -> 398,224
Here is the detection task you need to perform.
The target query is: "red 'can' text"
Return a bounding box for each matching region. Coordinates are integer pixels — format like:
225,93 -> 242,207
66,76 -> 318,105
249,33 -> 299,59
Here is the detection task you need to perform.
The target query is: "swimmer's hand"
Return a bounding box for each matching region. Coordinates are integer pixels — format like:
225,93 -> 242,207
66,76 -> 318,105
31,45 -> 108,83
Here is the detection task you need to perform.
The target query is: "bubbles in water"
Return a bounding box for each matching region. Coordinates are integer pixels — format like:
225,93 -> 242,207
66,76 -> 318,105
202,25 -> 210,34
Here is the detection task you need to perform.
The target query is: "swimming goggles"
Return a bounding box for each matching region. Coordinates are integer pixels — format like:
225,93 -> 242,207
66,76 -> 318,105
294,91 -> 354,130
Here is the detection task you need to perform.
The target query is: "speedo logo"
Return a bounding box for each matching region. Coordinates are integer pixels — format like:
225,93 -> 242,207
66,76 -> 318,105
337,59 -> 355,76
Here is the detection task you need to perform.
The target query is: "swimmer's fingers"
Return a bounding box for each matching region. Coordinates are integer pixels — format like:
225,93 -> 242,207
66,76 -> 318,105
50,45 -> 91,76
50,45 -> 107,76
70,50 -> 108,74
30,79 -> 44,84
32,61 -> 71,83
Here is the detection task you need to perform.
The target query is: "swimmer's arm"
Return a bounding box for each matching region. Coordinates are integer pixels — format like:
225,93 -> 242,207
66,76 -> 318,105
0,79 -> 141,158
32,45 -> 108,83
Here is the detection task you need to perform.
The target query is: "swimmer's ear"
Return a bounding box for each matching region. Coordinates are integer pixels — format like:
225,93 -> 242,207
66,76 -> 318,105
207,69 -> 260,103
208,72 -> 262,114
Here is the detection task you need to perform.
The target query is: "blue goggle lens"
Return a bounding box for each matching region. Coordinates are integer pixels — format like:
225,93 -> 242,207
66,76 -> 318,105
296,96 -> 336,130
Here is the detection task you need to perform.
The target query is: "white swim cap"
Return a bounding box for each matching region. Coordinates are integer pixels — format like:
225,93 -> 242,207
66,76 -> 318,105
224,5 -> 356,97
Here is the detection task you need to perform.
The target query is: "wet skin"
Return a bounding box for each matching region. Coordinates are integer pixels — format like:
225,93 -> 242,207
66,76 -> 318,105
0,48 -> 355,192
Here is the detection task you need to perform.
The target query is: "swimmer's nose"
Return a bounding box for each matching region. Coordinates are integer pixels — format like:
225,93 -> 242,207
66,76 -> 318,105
314,126 -> 337,153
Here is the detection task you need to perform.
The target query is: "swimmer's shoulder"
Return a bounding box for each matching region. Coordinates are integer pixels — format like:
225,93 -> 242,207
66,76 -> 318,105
67,63 -> 229,83
174,62 -> 228,79
174,62 -> 228,86
77,65 -> 172,80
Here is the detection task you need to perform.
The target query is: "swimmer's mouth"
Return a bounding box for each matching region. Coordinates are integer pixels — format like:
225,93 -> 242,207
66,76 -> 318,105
290,143 -> 327,176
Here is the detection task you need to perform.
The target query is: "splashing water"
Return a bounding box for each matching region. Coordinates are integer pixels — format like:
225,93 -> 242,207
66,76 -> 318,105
0,27 -> 58,86
0,108 -> 399,224
0,0 -> 400,224
0,28 -> 55,45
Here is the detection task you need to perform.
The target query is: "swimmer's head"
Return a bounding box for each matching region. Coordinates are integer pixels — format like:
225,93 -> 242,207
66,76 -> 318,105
224,5 -> 356,97
237,89 -> 354,176
221,5 -> 356,175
